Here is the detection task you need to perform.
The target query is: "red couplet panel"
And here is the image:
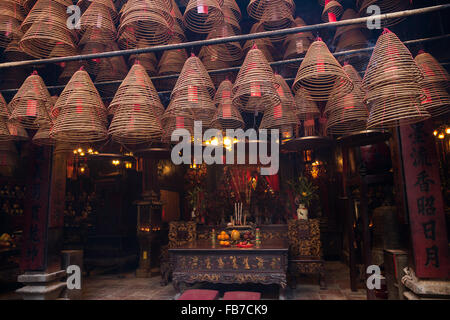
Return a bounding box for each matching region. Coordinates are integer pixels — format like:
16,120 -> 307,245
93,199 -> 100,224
400,120 -> 449,278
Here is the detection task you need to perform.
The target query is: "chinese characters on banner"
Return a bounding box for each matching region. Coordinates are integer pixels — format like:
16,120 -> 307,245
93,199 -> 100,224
20,146 -> 52,271
400,120 -> 449,278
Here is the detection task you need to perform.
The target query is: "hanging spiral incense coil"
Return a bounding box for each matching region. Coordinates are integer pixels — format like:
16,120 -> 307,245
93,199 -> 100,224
6,120 -> 29,140
247,0 -> 295,21
232,46 -> 280,113
357,0 -> 410,27
50,69 -> 108,142
172,54 -> 216,99
295,91 -> 320,121
80,40 -> 108,76
325,64 -> 368,134
21,0 -> 74,32
243,37 -> 274,62
418,82 -> 450,118
199,47 -> 236,88
76,0 -> 118,23
58,59 -> 87,85
183,0 -> 224,34
222,0 -> 241,21
283,17 -> 314,70
0,18 -> 23,48
211,80 -> 244,129
160,99 -> 195,142
292,39 -> 353,101
362,30 -> 423,92
108,64 -> 164,144
322,0 -> 343,22
221,5 -> 241,34
33,123 -> 56,145
259,0 -> 294,40
333,9 -> 365,42
156,45 -> 188,90
118,0 -> 174,49
109,63 -> 164,116
95,42 -> 128,97
259,75 -> 298,134
415,52 -> 450,87
203,22 -> 243,63
19,2 -> 78,59
8,71 -> 52,129
79,2 -> 117,42
335,28 -> 370,72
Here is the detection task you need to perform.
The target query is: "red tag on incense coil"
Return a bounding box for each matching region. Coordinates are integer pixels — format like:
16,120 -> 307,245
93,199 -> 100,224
5,21 -> 11,36
316,59 -> 325,73
222,103 -> 232,118
197,1 -> 208,14
76,98 -> 83,114
97,14 -> 102,28
327,12 -> 336,22
250,83 -> 261,97
188,85 -> 198,102
26,100 -> 37,116
274,104 -> 282,119
133,104 -> 141,112
277,86 -> 285,98
222,90 -> 232,104
421,88 -> 432,104
176,116 -> 185,129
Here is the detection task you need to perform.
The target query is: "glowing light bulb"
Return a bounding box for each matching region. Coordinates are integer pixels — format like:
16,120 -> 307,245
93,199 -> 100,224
73,150 -> 77,154
446,128 -> 450,134
433,130 -> 438,136
211,137 -> 218,146
438,133 -> 445,139
88,148 -> 93,153
77,148 -> 82,153
79,152 -> 85,156
223,137 -> 231,146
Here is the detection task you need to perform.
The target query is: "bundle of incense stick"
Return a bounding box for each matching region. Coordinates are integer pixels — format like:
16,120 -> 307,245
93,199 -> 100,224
234,202 -> 243,225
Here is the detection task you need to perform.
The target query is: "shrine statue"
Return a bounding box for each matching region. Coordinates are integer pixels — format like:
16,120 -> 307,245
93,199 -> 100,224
297,203 -> 308,220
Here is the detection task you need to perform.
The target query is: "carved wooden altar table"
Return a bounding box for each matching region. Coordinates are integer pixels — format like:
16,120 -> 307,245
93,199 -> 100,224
169,240 -> 289,299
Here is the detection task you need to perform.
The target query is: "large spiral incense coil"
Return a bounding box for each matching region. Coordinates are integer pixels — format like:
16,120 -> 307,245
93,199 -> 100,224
19,2 -> 77,58
211,80 -> 244,129
156,45 -> 188,90
50,69 -> 108,142
415,52 -> 450,87
76,0 -> 118,23
292,39 -> 353,101
171,54 -> 216,99
118,0 -> 174,49
199,47 -> 236,88
80,40 -> 108,76
95,42 -> 128,97
79,2 -> 117,42
108,64 -> 164,144
221,5 -> 241,34
247,0 -> 295,21
295,91 -> 320,122
33,123 -> 55,146
325,64 -> 368,134
160,99 -> 195,143
222,0 -> 241,21
283,17 -> 314,71
109,63 -> 164,116
259,75 -> 298,132
203,22 -> 243,63
183,0 -> 224,34
58,59 -> 87,85
362,30 -> 423,92
333,9 -> 365,42
20,0 -> 73,32
335,28 -> 370,72
357,0 -> 410,27
259,0 -> 294,38
322,0 -> 343,22
8,71 -> 52,129
232,46 -> 280,113
0,0 -> 25,48
418,82 -> 450,118
6,120 -> 29,141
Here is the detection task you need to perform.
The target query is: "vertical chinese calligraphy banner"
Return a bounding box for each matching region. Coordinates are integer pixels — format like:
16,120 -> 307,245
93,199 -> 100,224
20,146 -> 52,271
400,120 -> 449,278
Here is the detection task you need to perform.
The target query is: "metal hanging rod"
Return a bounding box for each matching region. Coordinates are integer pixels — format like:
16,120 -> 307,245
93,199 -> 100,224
1,33 -> 448,97
0,4 -> 448,70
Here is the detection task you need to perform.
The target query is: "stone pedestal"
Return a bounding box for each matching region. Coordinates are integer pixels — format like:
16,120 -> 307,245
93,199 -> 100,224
16,270 -> 66,300
384,249 -> 408,300
402,267 -> 450,300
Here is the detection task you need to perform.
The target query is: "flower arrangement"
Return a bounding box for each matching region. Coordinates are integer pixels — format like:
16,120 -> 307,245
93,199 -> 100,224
287,175 -> 319,208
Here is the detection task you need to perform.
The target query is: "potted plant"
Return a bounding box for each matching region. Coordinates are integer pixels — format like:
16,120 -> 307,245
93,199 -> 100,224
287,175 -> 319,220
